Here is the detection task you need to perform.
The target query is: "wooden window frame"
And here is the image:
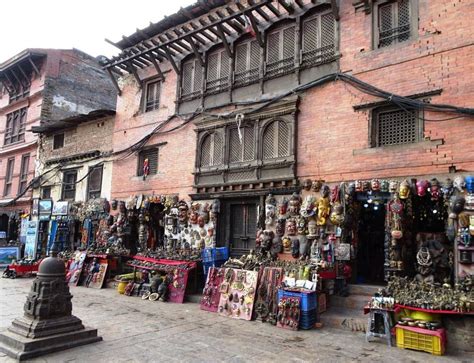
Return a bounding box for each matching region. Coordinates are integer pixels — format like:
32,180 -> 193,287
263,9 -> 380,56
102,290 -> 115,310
265,24 -> 297,79
181,58 -> 203,101
53,133 -> 65,149
41,186 -> 52,199
137,148 -> 159,177
234,39 -> 260,88
18,154 -> 30,194
371,106 -> 423,147
143,78 -> 162,112
198,132 -> 224,168
4,108 -> 27,145
3,158 -> 15,197
86,165 -> 103,200
373,0 -> 418,49
262,120 -> 291,160
61,169 -> 78,200
205,49 -> 231,95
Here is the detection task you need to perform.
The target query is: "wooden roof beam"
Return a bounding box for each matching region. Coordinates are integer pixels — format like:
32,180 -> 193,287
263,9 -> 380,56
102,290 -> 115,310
28,57 -> 40,77
126,62 -> 142,86
225,6 -> 247,26
208,14 -> 232,36
163,45 -> 180,75
186,36 -> 204,67
278,0 -> 294,14
265,2 -> 281,17
236,3 -> 264,47
148,54 -> 165,80
248,0 -> 271,21
106,68 -> 122,96
330,0 -> 340,21
9,69 -> 25,90
294,0 -> 304,8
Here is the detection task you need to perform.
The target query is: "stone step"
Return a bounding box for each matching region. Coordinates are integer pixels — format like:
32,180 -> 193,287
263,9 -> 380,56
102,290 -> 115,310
348,284 -> 383,297
329,294 -> 371,311
320,307 -> 368,333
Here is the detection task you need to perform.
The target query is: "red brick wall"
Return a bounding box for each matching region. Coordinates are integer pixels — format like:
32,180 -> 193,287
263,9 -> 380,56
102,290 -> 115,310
111,0 -> 474,200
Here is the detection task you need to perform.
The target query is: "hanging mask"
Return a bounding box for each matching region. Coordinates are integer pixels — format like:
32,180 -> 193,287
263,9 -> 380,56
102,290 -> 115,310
430,178 -> 441,201
465,175 -> 474,193
380,180 -> 389,193
296,216 -> 307,235
330,185 -> 340,203
362,180 -> 371,192
291,239 -> 300,258
307,219 -> 317,237
389,180 -> 399,193
278,198 -> 288,216
371,179 -> 381,192
354,180 -> 363,192
286,218 -> 297,236
300,195 -> 316,218
265,193 -> 277,207
288,193 -> 301,216
399,180 -> 411,199
451,196 -> 465,215
302,179 -> 312,191
276,219 -> 286,236
265,204 -> 276,225
311,180 -> 323,192
442,178 -> 454,197
320,185 -> 330,198
454,176 -> 465,192
416,180 -> 429,197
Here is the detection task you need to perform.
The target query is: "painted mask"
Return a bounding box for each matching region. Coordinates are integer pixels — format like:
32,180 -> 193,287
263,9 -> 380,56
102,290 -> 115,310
311,180 -> 323,192
354,180 -> 363,192
317,197 -> 331,225
362,180 -> 371,192
371,179 -> 381,191
296,216 -> 307,235
189,210 -> 199,225
330,185 -> 340,203
380,180 -> 389,192
202,203 -> 210,224
276,219 -> 286,237
329,203 -> 344,225
389,180 -> 399,193
262,230 -> 274,251
320,185 -> 330,198
430,178 -> 441,200
291,239 -> 300,258
302,178 -> 312,191
282,236 -> 292,251
466,176 -> 474,194
265,204 -> 276,225
442,178 -> 454,197
177,200 -> 189,223
288,193 -> 301,216
278,198 -> 288,216
416,180 -> 429,197
300,195 -> 316,218
307,220 -> 317,237
111,199 -> 118,210
256,229 -> 264,247
451,196 -> 465,214
197,215 -> 205,228
346,182 -> 356,198
119,201 -> 126,213
265,193 -> 277,207
286,218 -> 297,236
454,176 -> 465,192
399,180 -> 411,199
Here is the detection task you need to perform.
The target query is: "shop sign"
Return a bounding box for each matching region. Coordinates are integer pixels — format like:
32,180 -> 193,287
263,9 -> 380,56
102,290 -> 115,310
25,221 -> 39,260
52,201 -> 69,216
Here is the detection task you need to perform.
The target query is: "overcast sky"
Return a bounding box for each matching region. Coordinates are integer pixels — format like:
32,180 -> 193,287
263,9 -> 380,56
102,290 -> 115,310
0,0 -> 194,62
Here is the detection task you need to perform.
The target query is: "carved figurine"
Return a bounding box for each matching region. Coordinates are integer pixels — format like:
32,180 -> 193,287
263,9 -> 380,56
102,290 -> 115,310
329,202 -> 344,225
177,200 -> 189,224
371,179 -> 381,191
302,178 -> 312,191
317,197 -> 331,226
265,203 -> 276,226
307,219 -> 318,238
278,198 -> 288,217
300,195 -> 316,218
399,180 -> 411,199
288,193 -> 302,216
296,216 -> 307,235
311,180 -> 323,193
275,219 -> 286,237
286,218 -> 297,236
137,212 -> 149,252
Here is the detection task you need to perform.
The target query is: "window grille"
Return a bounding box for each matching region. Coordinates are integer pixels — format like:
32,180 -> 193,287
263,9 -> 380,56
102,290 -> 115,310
87,165 -> 103,199
62,170 -> 78,200
144,80 -> 161,112
206,50 -> 230,94
181,59 -> 202,99
18,154 -> 30,194
374,108 -> 420,147
263,121 -> 290,159
200,133 -> 223,167
3,158 -> 14,196
4,108 -> 27,145
229,127 -> 255,163
302,12 -> 336,67
41,186 -> 51,199
266,26 -> 296,78
378,0 -> 411,48
138,148 -> 159,176
235,40 -> 260,87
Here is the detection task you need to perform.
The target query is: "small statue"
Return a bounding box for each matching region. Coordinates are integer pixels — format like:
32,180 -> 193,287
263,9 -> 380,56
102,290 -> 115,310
278,198 -> 288,217
286,218 -> 297,236
302,178 -> 312,191
311,180 -> 323,192
288,193 -> 301,216
157,275 -> 171,301
399,179 -> 411,199
317,197 -> 330,225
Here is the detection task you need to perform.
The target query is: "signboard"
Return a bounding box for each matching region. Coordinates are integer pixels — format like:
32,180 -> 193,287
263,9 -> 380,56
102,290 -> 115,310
52,201 -> 69,216
32,198 -> 40,216
25,221 -> 39,260
19,218 -> 29,244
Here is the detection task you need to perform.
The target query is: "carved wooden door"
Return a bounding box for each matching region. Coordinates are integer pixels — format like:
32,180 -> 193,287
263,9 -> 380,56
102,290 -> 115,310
227,200 -> 258,257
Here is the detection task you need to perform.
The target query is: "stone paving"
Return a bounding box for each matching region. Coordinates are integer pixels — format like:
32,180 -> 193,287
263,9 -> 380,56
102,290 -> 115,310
0,277 -> 470,362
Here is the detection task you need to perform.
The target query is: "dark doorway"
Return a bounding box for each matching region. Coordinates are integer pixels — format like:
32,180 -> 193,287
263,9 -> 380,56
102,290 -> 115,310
220,198 -> 259,257
356,203 -> 386,284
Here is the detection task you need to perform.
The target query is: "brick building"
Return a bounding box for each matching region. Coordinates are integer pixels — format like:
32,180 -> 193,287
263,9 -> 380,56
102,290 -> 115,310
0,48 -> 116,240
103,0 -> 473,268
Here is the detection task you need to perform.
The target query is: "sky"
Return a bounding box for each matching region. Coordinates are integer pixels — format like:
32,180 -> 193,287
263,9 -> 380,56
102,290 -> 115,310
0,0 -> 194,62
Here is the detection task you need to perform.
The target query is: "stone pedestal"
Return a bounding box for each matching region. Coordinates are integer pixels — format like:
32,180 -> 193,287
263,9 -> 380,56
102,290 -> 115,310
0,256 -> 102,360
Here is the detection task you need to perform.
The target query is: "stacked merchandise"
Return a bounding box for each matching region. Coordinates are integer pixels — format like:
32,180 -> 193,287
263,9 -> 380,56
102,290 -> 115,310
200,267 -> 225,312
278,289 -> 318,330
254,267 -> 284,323
277,297 -> 301,331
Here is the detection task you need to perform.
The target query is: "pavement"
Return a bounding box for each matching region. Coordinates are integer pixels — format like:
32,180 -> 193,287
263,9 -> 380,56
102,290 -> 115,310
0,276 -> 470,363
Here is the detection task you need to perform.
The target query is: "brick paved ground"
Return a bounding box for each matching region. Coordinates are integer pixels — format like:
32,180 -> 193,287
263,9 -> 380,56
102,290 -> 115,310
0,277 -> 469,362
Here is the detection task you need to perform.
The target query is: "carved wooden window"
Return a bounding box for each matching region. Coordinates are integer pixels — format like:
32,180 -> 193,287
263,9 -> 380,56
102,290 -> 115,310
181,59 -> 203,99
144,79 -> 161,112
376,0 -> 411,48
3,158 -> 14,196
266,25 -> 296,78
302,12 -> 336,67
53,133 -> 64,149
62,170 -> 78,200
18,154 -> 30,194
200,133 -> 223,167
262,120 -> 290,159
4,108 -> 27,145
206,49 -> 230,94
372,107 -> 421,147
87,165 -> 103,199
234,40 -> 260,87
229,127 -> 255,163
137,148 -> 158,176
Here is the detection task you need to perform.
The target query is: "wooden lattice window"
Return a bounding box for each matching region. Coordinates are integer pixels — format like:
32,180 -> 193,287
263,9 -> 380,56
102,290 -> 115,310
266,25 -> 296,78
376,0 -> 411,48
302,12 -> 336,67
206,49 -> 230,94
87,165 -> 103,199
4,108 -> 27,145
3,158 -> 14,196
200,133 -> 223,167
234,40 -> 260,87
373,107 -> 421,147
229,127 -> 255,163
181,59 -> 203,99
62,170 -> 78,200
262,120 -> 290,159
137,148 -> 159,176
18,154 -> 30,194
144,80 -> 161,112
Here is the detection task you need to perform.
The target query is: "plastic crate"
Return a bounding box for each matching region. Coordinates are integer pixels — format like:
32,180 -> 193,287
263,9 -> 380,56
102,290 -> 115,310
396,326 -> 445,356
278,289 -> 317,312
203,260 -> 225,276
201,247 -> 229,263
299,308 -> 317,330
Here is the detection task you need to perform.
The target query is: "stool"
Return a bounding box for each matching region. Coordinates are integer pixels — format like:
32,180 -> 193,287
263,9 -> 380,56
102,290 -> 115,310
366,309 -> 392,346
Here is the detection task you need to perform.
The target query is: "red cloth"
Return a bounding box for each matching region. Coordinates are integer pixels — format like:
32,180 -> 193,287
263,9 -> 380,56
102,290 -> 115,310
395,325 -> 447,345
394,304 -> 474,316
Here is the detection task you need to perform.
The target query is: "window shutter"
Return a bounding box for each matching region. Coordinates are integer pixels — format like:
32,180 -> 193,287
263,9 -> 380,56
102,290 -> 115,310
193,61 -> 203,93
321,14 -> 335,49
145,81 -> 160,111
267,32 -> 280,64
235,43 -> 248,74
303,17 -> 319,53
201,135 -> 212,167
263,122 -> 276,159
282,26 -> 295,60
229,128 -> 242,163
213,133 -> 223,166
243,127 -> 255,161
277,122 -> 290,157
379,3 -> 395,47
182,62 -> 193,95
377,109 -> 418,146
207,53 -> 219,82
398,0 -> 411,42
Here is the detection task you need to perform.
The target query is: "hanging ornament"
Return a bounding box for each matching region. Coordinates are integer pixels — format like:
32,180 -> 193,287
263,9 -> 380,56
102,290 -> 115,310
142,158 -> 150,180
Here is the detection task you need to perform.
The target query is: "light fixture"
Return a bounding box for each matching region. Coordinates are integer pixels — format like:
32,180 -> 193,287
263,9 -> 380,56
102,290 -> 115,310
433,209 -> 438,214
367,198 -> 373,204
364,203 -> 369,208
374,205 -> 379,211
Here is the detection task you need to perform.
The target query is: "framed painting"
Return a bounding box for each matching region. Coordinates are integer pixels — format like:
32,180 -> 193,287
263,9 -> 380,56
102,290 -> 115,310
0,246 -> 21,267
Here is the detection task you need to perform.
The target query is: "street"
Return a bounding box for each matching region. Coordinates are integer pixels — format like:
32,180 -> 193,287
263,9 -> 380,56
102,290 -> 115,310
0,277 -> 469,363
